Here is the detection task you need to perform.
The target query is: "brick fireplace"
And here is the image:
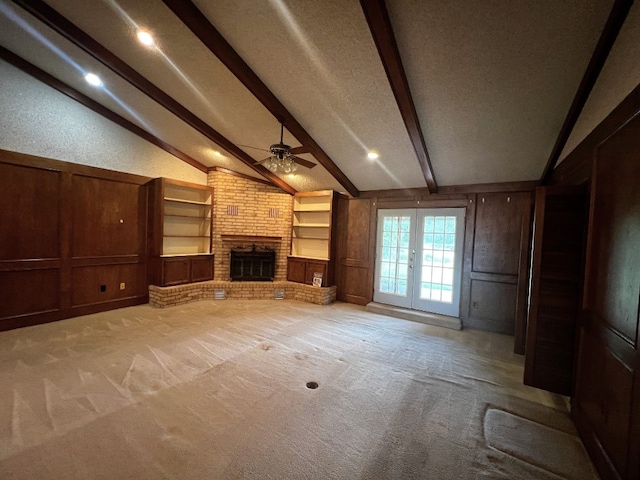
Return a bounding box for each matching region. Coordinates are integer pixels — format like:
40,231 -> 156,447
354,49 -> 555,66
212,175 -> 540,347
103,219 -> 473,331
149,170 -> 337,309
207,169 -> 292,281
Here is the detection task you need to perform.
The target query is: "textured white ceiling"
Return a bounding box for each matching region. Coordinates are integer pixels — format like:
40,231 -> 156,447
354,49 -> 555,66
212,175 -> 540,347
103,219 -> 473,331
0,0 -> 623,192
387,0 -> 613,186
560,0 -> 640,162
194,0 -> 427,191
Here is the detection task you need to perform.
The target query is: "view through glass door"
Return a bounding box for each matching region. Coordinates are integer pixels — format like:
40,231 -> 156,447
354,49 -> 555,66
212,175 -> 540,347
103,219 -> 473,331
374,208 -> 465,317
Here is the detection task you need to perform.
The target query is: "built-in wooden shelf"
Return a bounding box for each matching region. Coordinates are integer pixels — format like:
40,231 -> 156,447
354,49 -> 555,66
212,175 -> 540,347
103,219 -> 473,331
288,190 -> 344,287
221,234 -> 282,243
164,197 -> 210,206
150,178 -> 214,286
160,253 -> 214,258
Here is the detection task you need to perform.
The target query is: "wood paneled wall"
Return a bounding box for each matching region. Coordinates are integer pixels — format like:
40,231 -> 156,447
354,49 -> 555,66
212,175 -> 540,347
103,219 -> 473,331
0,150 -> 150,331
336,197 -> 374,305
336,186 -> 534,334
463,192 -> 533,334
547,83 -> 640,480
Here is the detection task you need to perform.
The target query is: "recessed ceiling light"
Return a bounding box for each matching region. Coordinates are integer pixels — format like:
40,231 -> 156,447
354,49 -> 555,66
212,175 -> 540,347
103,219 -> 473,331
367,150 -> 379,160
84,73 -> 103,87
213,150 -> 222,157
136,30 -> 155,47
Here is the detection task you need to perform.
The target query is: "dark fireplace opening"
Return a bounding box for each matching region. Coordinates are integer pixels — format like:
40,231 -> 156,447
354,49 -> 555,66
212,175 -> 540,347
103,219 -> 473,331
230,245 -> 275,281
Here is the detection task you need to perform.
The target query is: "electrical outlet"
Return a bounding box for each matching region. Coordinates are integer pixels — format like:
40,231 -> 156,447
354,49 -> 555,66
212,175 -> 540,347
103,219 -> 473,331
120,282 -> 125,290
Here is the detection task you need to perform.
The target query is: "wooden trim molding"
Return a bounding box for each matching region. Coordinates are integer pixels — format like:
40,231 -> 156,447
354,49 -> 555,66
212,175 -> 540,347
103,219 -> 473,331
161,0 -> 359,198
220,235 -> 282,243
359,0 -> 437,193
208,166 -> 273,186
549,80 -> 640,186
361,180 -> 537,198
11,0 -> 296,195
0,148 -> 153,184
0,46 -> 208,173
438,181 -> 538,195
540,0 -> 634,184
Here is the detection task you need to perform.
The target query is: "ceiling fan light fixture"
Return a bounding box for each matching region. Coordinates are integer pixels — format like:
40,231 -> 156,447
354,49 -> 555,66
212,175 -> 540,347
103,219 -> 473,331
254,121 -> 315,174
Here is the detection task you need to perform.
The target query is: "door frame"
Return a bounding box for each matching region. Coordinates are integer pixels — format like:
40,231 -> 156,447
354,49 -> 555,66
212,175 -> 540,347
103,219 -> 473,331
373,207 -> 466,317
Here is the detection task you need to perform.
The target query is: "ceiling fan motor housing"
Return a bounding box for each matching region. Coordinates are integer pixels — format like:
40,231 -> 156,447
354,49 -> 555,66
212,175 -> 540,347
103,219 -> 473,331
270,143 -> 291,160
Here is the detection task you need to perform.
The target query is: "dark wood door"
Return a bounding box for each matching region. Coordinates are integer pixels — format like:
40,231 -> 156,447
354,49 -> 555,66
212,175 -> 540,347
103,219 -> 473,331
524,186 -> 587,395
572,114 -> 640,480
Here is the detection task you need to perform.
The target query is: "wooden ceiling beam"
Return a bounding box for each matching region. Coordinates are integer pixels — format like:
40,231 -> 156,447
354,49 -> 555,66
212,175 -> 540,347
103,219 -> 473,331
359,0 -> 437,193
0,46 -> 208,173
162,0 -> 360,198
12,0 -> 296,195
540,0 -> 634,184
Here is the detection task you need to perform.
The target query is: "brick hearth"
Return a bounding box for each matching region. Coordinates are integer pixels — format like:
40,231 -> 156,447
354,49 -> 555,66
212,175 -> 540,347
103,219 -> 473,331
149,281 -> 337,308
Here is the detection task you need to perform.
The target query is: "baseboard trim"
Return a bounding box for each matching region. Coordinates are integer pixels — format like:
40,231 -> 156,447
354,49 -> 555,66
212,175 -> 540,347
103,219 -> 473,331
365,302 -> 462,330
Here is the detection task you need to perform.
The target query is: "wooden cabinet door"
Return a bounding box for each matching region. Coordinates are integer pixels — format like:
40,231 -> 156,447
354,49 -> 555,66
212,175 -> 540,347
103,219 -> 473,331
304,260 -> 328,286
162,258 -> 191,286
524,186 -> 587,395
287,257 -> 306,283
190,256 -> 213,282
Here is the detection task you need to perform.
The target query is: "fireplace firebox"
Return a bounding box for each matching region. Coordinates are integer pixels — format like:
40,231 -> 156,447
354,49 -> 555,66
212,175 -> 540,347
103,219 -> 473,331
230,245 -> 275,281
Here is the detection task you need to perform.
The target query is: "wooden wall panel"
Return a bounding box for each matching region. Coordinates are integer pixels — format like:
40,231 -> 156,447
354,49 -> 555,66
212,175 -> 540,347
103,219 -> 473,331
564,104 -> 640,480
71,264 -> 143,307
342,267 -> 371,302
337,198 -> 374,305
72,176 -> 142,257
469,280 -> 517,334
0,163 -> 60,260
463,192 -> 533,334
345,198 -> 371,260
587,126 -> 640,345
0,269 -> 59,319
0,150 -> 150,331
574,330 -> 634,477
472,193 -> 529,275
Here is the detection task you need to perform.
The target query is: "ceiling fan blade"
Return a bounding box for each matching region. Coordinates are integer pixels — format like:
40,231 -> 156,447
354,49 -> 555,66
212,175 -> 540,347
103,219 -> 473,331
237,144 -> 271,153
255,156 -> 274,165
289,146 -> 309,155
291,156 -> 316,169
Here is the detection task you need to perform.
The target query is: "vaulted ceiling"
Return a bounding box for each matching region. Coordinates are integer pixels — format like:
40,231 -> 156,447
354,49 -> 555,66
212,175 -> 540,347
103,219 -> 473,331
0,0 -> 625,196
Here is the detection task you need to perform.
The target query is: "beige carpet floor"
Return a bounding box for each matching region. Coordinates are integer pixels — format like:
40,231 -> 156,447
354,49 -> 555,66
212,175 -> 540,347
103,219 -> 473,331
0,300 -> 597,479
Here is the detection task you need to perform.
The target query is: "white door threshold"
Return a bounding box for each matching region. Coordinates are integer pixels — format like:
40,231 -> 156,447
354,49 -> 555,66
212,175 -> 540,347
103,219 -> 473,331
366,302 -> 462,330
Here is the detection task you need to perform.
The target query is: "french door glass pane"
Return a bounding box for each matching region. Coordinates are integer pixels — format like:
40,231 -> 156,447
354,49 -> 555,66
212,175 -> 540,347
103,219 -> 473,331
420,215 -> 457,303
379,215 -> 411,296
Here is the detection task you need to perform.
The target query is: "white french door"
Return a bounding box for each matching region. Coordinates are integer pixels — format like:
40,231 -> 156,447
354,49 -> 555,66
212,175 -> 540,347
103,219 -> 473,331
374,208 -> 465,317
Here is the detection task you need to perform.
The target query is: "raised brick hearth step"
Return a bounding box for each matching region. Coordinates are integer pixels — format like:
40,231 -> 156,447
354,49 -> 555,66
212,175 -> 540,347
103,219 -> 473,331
149,281 -> 336,308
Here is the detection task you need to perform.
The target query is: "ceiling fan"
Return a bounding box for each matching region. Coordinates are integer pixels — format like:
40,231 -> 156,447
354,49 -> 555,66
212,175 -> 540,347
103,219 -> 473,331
240,122 -> 316,173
